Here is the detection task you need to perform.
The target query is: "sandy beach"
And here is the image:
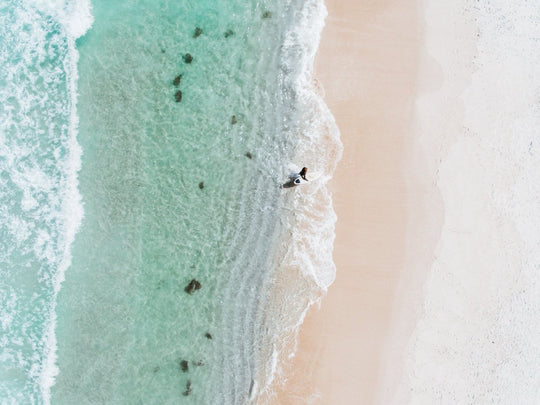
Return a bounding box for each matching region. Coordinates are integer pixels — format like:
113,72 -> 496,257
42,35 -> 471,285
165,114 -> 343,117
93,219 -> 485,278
269,0 -> 540,402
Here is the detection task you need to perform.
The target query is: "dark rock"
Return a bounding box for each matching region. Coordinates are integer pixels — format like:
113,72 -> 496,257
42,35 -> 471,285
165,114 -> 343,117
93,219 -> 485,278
205,332 -> 212,339
179,359 -> 189,372
262,11 -> 272,19
184,279 -> 201,294
193,27 -> 203,38
182,380 -> 192,396
174,90 -> 182,102
231,115 -> 237,125
173,74 -> 182,86
245,152 -> 252,159
224,29 -> 234,38
198,181 -> 204,189
183,53 -> 193,63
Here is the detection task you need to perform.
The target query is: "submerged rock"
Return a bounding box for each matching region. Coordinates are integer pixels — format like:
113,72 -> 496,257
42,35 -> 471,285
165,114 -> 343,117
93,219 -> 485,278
193,27 -> 203,38
224,29 -> 234,38
179,360 -> 189,372
199,181 -> 204,189
174,90 -> 182,102
245,152 -> 252,159
262,11 -> 272,19
173,74 -> 182,86
183,380 -> 192,396
184,279 -> 201,294
205,332 -> 212,339
231,115 -> 237,125
183,53 -> 193,63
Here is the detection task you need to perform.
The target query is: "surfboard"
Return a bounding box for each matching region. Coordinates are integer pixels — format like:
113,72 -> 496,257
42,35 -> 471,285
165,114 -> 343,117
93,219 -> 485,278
282,170 -> 323,188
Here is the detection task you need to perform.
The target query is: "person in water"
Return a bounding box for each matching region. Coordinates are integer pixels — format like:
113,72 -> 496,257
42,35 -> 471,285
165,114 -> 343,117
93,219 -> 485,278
299,167 -> 308,181
282,167 -> 309,188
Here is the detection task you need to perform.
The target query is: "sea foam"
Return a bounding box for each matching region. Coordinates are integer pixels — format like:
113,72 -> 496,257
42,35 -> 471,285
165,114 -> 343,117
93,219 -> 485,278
36,1 -> 93,402
250,0 -> 342,401
0,0 -> 92,403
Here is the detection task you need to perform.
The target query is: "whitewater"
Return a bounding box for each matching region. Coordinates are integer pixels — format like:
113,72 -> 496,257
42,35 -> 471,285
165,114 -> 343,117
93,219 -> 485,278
0,0 -> 91,403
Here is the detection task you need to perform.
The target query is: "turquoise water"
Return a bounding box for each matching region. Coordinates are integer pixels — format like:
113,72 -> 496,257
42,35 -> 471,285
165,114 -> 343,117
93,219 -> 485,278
1,0 -> 340,403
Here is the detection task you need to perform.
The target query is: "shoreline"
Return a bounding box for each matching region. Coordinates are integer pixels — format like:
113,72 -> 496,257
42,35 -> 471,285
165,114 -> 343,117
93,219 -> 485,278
269,0 -> 442,403
269,0 -> 540,402
252,1 -> 343,400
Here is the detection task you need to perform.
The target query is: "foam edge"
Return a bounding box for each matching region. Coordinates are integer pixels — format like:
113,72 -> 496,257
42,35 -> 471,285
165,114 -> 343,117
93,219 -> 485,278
37,1 -> 93,403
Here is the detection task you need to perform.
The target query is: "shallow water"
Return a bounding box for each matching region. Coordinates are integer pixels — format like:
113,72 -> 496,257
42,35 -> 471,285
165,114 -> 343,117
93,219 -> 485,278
1,0 -> 340,403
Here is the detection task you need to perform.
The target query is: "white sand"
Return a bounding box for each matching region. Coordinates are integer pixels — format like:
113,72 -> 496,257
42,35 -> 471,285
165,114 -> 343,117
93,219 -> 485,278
387,0 -> 540,403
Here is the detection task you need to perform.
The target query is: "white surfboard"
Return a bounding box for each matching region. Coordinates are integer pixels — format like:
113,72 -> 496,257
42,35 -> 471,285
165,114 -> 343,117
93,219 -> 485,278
282,170 -> 323,188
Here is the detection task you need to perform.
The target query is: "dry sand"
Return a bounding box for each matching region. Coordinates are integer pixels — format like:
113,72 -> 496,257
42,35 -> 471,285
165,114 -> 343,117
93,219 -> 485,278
269,0 -> 444,403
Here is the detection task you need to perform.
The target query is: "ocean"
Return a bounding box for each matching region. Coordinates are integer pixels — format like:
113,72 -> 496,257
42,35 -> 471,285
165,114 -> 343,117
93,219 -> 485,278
0,0 -> 341,404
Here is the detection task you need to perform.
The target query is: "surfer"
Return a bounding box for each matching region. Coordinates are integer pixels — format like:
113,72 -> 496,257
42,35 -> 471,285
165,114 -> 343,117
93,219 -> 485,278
299,167 -> 308,181
282,167 -> 309,188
